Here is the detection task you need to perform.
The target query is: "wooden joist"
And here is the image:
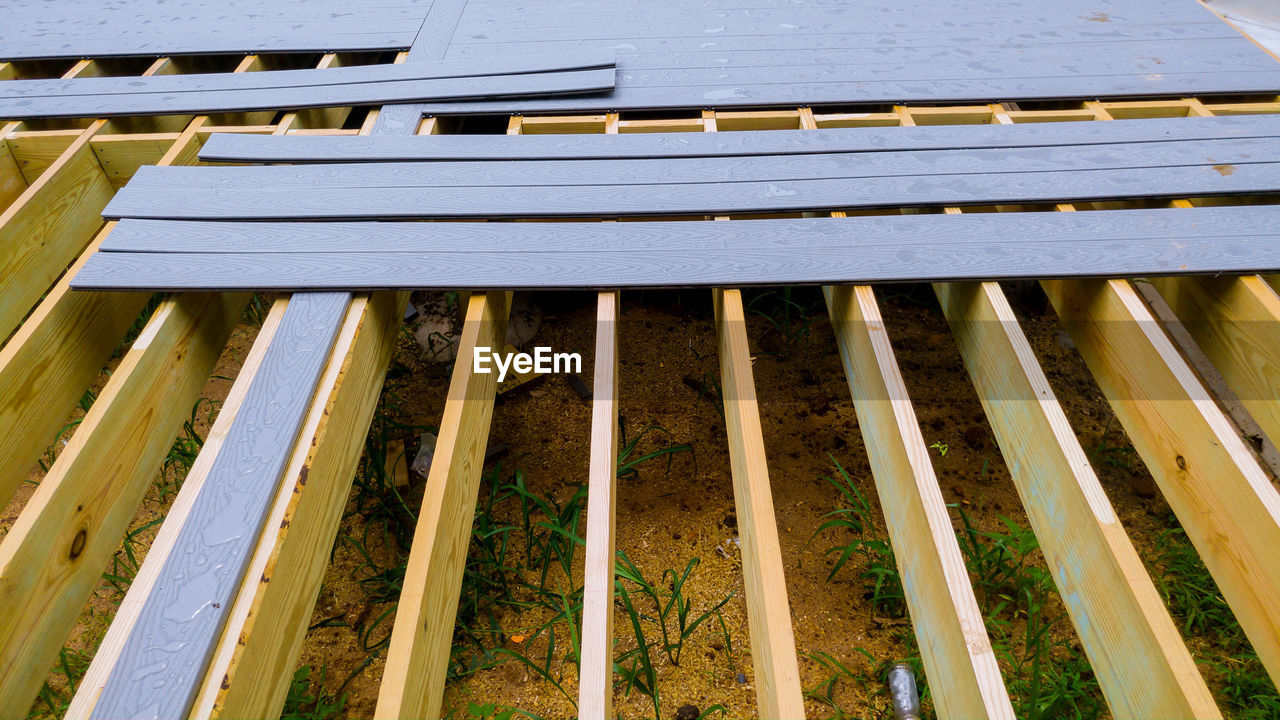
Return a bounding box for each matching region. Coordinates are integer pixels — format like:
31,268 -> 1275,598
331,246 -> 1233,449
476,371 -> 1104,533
1040,277 -> 1280,689
375,291 -> 513,719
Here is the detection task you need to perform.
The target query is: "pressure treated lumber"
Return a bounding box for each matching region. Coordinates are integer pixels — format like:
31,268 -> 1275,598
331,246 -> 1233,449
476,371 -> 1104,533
198,114 -> 1280,163
0,68 -> 617,119
824,284 -> 1014,719
933,281 -> 1220,719
1040,277 -> 1280,689
376,292 -> 512,719
90,293 -> 350,720
136,136 -> 1280,190
578,290 -> 620,720
1148,274 -> 1280,448
193,291 -> 408,720
713,289 -> 806,719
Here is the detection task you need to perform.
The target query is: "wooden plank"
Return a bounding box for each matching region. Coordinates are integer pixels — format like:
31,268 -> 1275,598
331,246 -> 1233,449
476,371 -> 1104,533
375,291 -> 513,719
0,51 -> 614,98
198,114 -> 1280,162
190,291 -> 408,719
132,136 -> 1280,191
91,133 -> 182,188
66,300 -> 291,719
71,231 -> 1280,292
712,288 -> 805,719
824,284 -> 1014,720
932,281 -> 1220,719
89,293 -> 350,720
0,67 -> 616,119
0,290 -> 246,715
1147,274 -> 1280,449
1039,277 -> 1280,689
101,162 -> 1280,220
0,120 -> 112,342
578,290 -> 620,720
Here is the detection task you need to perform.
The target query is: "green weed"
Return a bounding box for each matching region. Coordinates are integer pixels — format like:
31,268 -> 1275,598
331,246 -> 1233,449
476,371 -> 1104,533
810,459 -> 905,617
616,421 -> 694,481
279,665 -> 346,720
26,648 -> 90,719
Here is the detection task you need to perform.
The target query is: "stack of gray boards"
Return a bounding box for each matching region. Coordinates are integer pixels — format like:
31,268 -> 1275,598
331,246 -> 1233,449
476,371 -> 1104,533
0,0 -> 434,60
395,0 -> 1280,113
69,206 -> 1280,291
0,52 -> 615,119
73,114 -> 1280,291
101,115 -> 1280,220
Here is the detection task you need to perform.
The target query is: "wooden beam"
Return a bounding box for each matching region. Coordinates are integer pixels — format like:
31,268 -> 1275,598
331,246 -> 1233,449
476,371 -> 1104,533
1040,277 -> 1280,688
0,290 -> 246,715
66,300 -> 291,718
578,289 -> 620,719
933,281 -> 1220,718
823,284 -> 1014,720
191,291 -> 408,719
374,291 -> 512,719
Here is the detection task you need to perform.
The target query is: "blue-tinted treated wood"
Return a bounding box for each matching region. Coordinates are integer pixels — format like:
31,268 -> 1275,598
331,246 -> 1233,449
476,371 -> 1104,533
138,137 -> 1280,190
0,68 -> 616,119
0,51 -> 614,98
88,292 -> 349,720
103,162 -> 1280,220
197,115 -> 1280,163
0,0 -> 433,60
94,205 -> 1280,255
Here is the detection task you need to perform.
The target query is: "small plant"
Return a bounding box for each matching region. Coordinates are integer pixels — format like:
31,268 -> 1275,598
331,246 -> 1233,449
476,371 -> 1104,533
746,287 -> 821,358
27,648 -> 90,719
279,665 -> 346,720
810,459 -> 906,617
929,441 -> 948,457
101,516 -> 165,598
616,420 -> 694,481
614,552 -> 734,667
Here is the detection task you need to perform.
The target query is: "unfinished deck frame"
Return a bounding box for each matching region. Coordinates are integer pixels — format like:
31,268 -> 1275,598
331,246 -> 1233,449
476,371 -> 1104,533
3,50 -> 1280,720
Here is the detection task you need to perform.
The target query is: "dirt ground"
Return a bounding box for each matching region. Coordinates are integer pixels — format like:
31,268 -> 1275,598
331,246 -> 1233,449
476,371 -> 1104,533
6,283 -> 1273,719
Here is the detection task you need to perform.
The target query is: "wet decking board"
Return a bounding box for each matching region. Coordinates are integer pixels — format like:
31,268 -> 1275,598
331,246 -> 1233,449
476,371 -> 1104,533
0,0 -> 433,60
0,67 -> 615,119
132,137 -> 1280,190
70,207 -> 1280,291
197,115 -> 1280,163
102,162 -> 1280,220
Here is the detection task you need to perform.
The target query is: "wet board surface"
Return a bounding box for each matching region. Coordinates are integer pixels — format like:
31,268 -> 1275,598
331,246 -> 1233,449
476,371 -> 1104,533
71,206 -> 1280,291
196,115 -> 1280,163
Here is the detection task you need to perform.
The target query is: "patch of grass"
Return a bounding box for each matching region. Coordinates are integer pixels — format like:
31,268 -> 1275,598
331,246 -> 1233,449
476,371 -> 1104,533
1153,520 -> 1280,719
27,648 -> 91,720
804,648 -> 928,720
616,420 -> 694,482
745,287 -> 822,359
279,665 -> 347,720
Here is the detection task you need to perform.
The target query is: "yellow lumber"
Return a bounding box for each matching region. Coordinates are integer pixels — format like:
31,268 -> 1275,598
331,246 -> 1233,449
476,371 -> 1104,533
375,291 -> 512,719
713,288 -> 806,720
934,281 -> 1220,719
1040,277 -> 1280,688
578,290 -> 620,719
0,291 -> 247,714
824,284 -> 1014,720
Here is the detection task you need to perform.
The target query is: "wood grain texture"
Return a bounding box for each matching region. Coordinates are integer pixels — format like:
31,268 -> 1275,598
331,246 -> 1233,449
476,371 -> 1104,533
1040,277 -> 1280,691
0,68 -> 616,120
824,284 -> 1014,720
193,291 -> 408,720
375,291 -> 512,719
102,162 -> 1280,220
90,292 -> 349,720
1148,274 -> 1280,449
712,289 -> 805,719
0,291 -> 246,716
136,137 -> 1280,191
198,114 -> 1280,163
578,290 -> 619,720
933,280 -> 1220,719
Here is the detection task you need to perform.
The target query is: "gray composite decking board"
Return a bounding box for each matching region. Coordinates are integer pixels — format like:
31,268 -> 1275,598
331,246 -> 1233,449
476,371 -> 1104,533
70,236 -> 1280,291
372,0 -> 472,134
136,137 -> 1280,191
415,70 -> 1280,114
0,51 -> 615,98
87,291 -> 350,720
196,115 -> 1280,164
0,67 -> 616,119
95,205 -> 1280,254
0,0 -> 433,60
101,162 -> 1280,220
